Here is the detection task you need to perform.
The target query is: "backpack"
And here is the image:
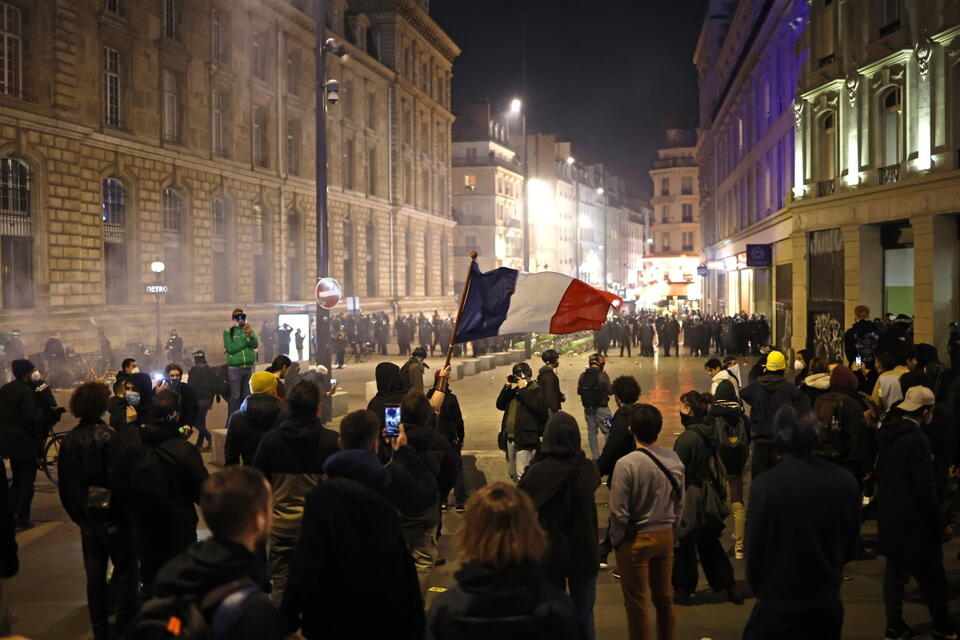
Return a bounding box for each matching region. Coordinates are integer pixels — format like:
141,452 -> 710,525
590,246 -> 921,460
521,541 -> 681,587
578,368 -> 608,408
126,444 -> 171,508
714,411 -> 748,458
128,578 -> 259,640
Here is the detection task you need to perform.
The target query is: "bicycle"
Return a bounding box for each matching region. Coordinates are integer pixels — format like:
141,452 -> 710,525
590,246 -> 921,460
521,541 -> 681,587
349,341 -> 374,363
39,428 -> 67,486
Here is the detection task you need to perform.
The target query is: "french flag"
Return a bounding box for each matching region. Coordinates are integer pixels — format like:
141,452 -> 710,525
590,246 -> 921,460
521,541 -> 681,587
454,262 -> 622,343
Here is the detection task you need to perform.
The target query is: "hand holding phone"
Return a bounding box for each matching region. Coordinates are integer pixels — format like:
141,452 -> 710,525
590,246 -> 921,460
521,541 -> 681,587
384,404 -> 402,438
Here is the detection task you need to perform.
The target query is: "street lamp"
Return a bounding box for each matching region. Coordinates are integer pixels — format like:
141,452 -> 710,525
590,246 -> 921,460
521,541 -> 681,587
508,97 -> 529,273
150,259 -> 165,368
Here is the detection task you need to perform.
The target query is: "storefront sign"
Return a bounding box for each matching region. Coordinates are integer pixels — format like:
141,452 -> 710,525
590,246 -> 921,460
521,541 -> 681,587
746,244 -> 773,267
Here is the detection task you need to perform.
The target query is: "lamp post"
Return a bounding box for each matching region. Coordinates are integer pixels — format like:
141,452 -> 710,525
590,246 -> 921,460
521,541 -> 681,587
150,259 -> 165,367
510,98 -> 529,273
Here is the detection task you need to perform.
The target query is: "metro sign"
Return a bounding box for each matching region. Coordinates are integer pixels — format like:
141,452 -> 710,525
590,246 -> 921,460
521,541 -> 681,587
145,284 -> 169,294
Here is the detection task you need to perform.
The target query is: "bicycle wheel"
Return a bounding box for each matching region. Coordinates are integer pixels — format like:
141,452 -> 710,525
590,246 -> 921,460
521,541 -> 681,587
358,346 -> 372,363
43,434 -> 63,486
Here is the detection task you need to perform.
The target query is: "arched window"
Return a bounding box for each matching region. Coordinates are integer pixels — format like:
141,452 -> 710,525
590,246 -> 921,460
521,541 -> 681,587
817,112 -> 837,182
103,178 -> 127,304
287,210 -> 301,300
365,219 -> 376,297
423,231 -> 430,295
212,197 -> 229,303
162,187 -> 184,302
881,88 -> 902,167
343,217 -> 354,298
252,204 -> 269,302
0,158 -> 33,308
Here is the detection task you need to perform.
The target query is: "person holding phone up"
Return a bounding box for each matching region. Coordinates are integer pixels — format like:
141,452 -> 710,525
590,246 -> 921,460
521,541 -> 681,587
497,362 -> 548,482
224,308 -> 259,420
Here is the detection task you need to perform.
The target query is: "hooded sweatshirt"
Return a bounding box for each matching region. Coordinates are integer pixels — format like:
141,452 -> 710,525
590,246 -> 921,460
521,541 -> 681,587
673,417 -> 719,485
154,536 -> 278,640
518,412 -> 601,581
367,362 -> 408,429
872,365 -> 910,415
225,393 -> 283,466
252,415 -> 339,539
741,373 -> 809,439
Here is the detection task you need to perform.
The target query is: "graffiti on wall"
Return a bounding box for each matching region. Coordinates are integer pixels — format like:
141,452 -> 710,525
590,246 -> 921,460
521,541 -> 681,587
810,311 -> 844,363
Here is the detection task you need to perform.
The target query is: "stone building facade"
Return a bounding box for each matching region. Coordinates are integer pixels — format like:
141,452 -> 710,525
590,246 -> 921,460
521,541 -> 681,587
0,0 -> 458,356
643,129 -> 703,308
696,0 -> 960,356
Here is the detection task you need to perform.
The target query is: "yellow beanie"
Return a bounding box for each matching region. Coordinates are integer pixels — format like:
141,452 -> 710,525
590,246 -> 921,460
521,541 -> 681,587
250,371 -> 279,395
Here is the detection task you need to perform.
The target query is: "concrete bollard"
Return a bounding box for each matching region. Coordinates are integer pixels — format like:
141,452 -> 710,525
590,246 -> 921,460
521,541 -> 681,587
331,390 -> 349,418
211,428 -> 229,467
461,360 -> 477,376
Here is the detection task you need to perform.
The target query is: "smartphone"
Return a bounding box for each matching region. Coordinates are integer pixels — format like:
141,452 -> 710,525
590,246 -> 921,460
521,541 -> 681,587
384,404 -> 402,437
855,356 -> 862,368
330,378 -> 337,386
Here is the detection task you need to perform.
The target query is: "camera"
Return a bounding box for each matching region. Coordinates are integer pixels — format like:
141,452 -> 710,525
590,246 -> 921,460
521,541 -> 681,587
507,374 -> 518,384
324,79 -> 340,105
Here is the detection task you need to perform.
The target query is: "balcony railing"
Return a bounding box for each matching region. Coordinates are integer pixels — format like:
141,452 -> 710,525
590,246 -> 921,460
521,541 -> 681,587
452,155 -> 521,172
652,157 -> 696,169
879,164 -> 900,185
817,179 -> 836,197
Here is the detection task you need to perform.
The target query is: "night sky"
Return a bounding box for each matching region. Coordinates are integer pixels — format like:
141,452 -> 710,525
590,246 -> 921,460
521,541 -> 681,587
430,0 -> 708,198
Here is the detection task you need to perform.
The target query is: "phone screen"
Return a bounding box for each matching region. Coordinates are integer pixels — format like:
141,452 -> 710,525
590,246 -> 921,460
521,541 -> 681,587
330,378 -> 337,386
855,356 -> 862,367
385,404 -> 402,437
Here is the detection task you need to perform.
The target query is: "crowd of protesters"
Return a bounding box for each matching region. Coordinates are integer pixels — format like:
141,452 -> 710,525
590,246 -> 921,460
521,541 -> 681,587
0,301 -> 959,639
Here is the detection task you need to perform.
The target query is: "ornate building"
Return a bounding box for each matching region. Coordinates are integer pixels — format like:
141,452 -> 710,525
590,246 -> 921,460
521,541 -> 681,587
696,0 -> 960,356
0,0 -> 458,354
643,129 -> 702,309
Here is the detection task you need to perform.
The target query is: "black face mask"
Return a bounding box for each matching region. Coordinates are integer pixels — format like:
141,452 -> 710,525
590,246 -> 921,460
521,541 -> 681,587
680,412 -> 698,427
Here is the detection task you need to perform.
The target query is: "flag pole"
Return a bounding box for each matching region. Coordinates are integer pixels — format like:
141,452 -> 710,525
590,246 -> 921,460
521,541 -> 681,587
444,251 -> 479,371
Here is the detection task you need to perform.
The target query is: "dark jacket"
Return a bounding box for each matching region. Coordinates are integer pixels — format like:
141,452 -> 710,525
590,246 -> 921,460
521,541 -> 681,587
597,403 -> 636,480
673,419 -> 717,486
0,379 -> 56,458
426,562 -> 578,640
709,401 -> 749,476
0,459 -> 16,578
225,394 -> 283,466
740,373 -> 810,439
324,448 -> 437,518
187,364 -> 223,403
404,423 -> 456,503
427,388 -> 465,446
138,422 -> 209,533
401,358 -> 425,395
497,382 -> 547,450
745,454 -> 860,610
367,362 -> 408,429
519,412 -> 601,581
281,451 -> 424,639
252,415 -> 339,540
57,419 -> 128,527
154,536 -> 278,640
576,367 -> 612,409
537,365 -> 563,413
875,415 -> 942,554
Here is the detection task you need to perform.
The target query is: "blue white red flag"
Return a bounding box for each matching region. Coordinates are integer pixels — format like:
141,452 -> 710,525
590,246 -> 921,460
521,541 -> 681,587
454,263 -> 622,343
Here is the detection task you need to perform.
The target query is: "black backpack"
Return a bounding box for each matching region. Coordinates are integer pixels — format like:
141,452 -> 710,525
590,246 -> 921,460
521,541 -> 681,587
578,368 -> 608,408
714,412 -> 748,458
128,578 -> 259,640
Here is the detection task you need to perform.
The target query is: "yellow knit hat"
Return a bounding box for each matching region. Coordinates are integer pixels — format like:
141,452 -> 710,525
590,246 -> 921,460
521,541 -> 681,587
250,371 -> 279,395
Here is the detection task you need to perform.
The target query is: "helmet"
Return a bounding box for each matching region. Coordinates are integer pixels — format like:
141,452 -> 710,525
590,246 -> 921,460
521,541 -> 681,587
512,362 -> 533,379
541,349 -> 560,365
588,353 -> 606,369
412,346 -> 427,360
193,349 -> 206,362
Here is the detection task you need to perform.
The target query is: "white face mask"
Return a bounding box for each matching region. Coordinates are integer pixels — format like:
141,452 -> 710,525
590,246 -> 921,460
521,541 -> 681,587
794,360 -> 804,370
131,367 -> 140,374
29,370 -> 41,383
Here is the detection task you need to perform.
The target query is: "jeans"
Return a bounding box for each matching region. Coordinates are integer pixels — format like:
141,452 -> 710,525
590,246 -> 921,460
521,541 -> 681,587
742,601 -> 843,640
883,541 -> 954,633
673,525 -> 735,592
616,528 -> 675,640
227,367 -> 252,421
81,520 -> 138,640
556,574 -> 597,640
268,531 -> 297,606
750,440 -> 780,480
405,525 -> 438,593
194,397 -> 213,448
506,440 -> 535,482
9,457 -> 36,524
584,407 -> 612,460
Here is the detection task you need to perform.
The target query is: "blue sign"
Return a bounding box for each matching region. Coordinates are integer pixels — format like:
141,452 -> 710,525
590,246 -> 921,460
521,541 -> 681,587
746,244 -> 772,267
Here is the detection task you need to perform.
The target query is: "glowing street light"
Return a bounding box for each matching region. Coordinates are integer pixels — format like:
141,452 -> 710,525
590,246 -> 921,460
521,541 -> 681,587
510,98 -> 522,114
150,260 -> 166,274
566,156 -> 575,165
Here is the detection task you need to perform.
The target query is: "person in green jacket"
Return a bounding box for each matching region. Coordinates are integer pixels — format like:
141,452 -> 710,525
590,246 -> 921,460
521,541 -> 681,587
224,308 -> 259,419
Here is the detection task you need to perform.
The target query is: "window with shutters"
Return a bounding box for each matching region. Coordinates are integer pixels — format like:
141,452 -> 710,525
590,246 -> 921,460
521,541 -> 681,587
0,158 -> 33,308
102,179 -> 127,304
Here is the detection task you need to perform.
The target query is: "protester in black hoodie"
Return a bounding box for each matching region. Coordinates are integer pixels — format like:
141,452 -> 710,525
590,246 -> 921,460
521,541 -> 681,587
673,391 -> 742,606
744,406 -> 860,640
875,386 -> 956,640
427,482 -> 578,640
0,438 -> 15,636
519,411 -> 601,640
281,409 -> 427,639
133,390 -> 209,595
187,351 -> 222,450
153,467 -> 279,640
58,382 -> 137,640
367,361 -> 408,430
225,371 -> 283,466
740,351 -> 809,479
253,380 -> 339,604
427,383 -> 466,510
